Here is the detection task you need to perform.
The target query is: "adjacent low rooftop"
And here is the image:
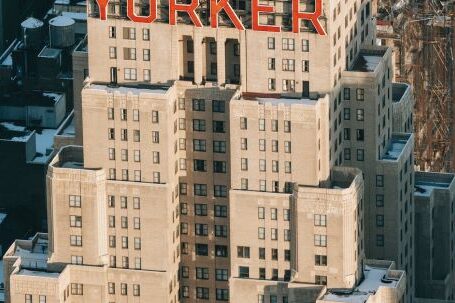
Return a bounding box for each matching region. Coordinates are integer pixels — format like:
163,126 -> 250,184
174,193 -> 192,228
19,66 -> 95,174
87,82 -> 170,95
320,264 -> 403,302
349,49 -> 387,72
381,133 -> 412,161
414,171 -> 455,197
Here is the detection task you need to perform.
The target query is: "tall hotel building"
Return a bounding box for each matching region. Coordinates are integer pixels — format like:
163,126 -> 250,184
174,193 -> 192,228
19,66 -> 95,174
3,0 -> 416,302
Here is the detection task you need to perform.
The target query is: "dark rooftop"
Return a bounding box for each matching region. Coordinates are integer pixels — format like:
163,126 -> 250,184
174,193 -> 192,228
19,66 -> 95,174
350,49 -> 386,72
392,83 -> 409,102
0,91 -> 62,107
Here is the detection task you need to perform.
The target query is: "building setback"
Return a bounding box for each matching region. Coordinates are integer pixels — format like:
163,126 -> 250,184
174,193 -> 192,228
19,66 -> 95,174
2,0 -> 455,302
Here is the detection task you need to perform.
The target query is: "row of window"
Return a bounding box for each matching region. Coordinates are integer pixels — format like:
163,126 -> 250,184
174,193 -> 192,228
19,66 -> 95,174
180,223 -> 228,237
267,58 -> 310,72
258,207 -> 290,221
108,216 -> 141,229
107,282 -> 140,296
238,266 -> 291,281
107,168 -> 146,182
180,203 -> 227,217
237,247 -> 291,262
179,183 -> 229,197
107,195 -> 141,209
108,235 -> 142,250
257,228 -> 291,241
267,37 -> 310,52
107,128 -> 141,141
240,179 -> 294,193
181,243 -> 228,257
109,255 -> 142,269
180,287 -> 228,301
181,267 -> 228,281
239,118 -> 292,132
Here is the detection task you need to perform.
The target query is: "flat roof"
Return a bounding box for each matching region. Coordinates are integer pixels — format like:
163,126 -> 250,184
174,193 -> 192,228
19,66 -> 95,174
381,134 -> 411,161
392,83 -> 409,103
38,47 -> 61,59
88,83 -> 170,95
0,90 -> 63,107
321,266 -> 400,302
350,49 -> 386,72
414,172 -> 454,197
0,122 -> 32,141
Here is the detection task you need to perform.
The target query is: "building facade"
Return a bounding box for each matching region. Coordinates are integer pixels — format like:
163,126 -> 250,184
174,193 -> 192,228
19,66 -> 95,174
3,0 -> 423,302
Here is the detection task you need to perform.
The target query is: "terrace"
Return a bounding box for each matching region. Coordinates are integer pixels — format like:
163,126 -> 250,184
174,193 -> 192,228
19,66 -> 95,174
380,133 -> 412,161
319,261 -> 404,303
414,171 -> 454,197
349,48 -> 387,73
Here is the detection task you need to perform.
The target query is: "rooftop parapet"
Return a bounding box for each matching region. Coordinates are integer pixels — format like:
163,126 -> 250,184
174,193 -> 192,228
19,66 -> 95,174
380,133 -> 413,161
392,83 -> 411,103
318,260 -> 405,303
348,47 -> 388,73
85,81 -> 172,96
3,233 -> 49,271
49,145 -> 85,169
414,171 -> 455,197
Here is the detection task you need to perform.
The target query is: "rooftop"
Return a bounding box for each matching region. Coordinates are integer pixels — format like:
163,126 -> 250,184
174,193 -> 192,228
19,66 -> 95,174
0,122 -> 56,163
414,171 -> 454,197
51,145 -> 85,169
0,122 -> 32,141
320,265 -> 402,302
381,133 -> 412,161
392,83 -> 410,103
6,233 -> 49,270
0,90 -> 63,107
240,92 -> 321,106
350,49 -> 386,72
87,82 -> 170,95
38,47 -> 62,59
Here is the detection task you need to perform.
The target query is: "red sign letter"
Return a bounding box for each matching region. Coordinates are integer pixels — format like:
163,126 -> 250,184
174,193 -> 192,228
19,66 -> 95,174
251,0 -> 280,32
169,0 -> 203,27
292,0 -> 326,35
127,0 -> 157,23
210,0 -> 245,30
94,0 -> 111,20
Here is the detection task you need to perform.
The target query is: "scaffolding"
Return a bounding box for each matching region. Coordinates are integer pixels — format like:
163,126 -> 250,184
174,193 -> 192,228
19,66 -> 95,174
377,0 -> 454,172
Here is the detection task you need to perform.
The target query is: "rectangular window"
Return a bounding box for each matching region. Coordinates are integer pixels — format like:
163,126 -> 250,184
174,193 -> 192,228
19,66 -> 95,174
194,184 -> 207,196
302,39 -> 309,51
315,255 -> 328,266
193,139 -> 207,152
192,99 -> 206,111
376,234 -> 384,246
69,195 -> 81,207
193,119 -> 206,131
268,58 -> 275,70
196,267 -> 209,279
109,46 -> 117,59
215,205 -> 227,217
282,38 -> 295,50
124,68 -> 137,80
143,49 -> 150,61
213,100 -> 225,113
356,109 -> 364,121
215,225 -> 228,237
376,175 -> 384,187
216,289 -> 229,301
344,88 -> 351,100
357,149 -> 364,161
314,234 -> 327,247
142,28 -> 150,40
213,140 -> 226,153
302,60 -> 309,72
258,227 -> 265,239
237,246 -> 250,258
195,204 -> 208,216
70,215 -> 82,227
268,37 -> 275,49
376,215 -> 384,227
282,59 -> 295,71
213,120 -> 226,133
71,283 -> 83,295
376,194 -> 384,207
356,88 -> 365,101
70,235 -> 82,246
123,47 -> 136,60
214,185 -> 227,197
268,78 -> 276,91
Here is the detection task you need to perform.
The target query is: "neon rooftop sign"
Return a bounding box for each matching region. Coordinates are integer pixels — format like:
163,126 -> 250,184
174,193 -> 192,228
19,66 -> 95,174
94,0 -> 327,35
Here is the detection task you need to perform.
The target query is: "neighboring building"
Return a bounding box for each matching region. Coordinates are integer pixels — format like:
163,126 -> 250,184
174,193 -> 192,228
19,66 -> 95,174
414,171 -> 455,301
2,0 -> 437,302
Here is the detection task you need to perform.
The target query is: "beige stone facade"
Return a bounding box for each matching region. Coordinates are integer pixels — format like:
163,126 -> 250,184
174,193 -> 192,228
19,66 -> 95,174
3,0 -> 420,302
